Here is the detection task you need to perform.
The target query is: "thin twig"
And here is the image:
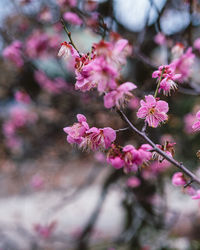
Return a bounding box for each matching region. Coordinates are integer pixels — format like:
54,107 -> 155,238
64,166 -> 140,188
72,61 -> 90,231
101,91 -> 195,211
115,127 -> 129,132
142,122 -> 147,134
60,18 -> 82,57
184,179 -> 194,188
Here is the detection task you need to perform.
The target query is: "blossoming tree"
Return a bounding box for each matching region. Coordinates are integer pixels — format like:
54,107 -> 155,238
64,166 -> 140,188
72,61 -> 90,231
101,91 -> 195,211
2,0 -> 200,249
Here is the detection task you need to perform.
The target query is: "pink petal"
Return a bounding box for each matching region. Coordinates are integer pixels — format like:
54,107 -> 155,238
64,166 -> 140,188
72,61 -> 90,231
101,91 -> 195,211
104,91 -> 116,109
118,82 -> 137,92
156,100 -> 169,113
77,114 -> 87,123
145,95 -> 156,106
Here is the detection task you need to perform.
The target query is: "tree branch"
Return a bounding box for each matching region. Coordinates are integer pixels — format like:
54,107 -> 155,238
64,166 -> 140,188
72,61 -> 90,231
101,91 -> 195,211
117,109 -> 200,186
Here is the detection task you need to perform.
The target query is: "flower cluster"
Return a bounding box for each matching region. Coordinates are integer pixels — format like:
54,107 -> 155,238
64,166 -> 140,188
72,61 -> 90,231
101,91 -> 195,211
58,38 -> 136,109
3,105 -> 38,150
152,64 -> 181,96
63,114 -> 116,151
172,47 -> 195,83
107,144 -> 152,173
26,30 -> 61,58
3,41 -> 24,68
34,70 -> 69,94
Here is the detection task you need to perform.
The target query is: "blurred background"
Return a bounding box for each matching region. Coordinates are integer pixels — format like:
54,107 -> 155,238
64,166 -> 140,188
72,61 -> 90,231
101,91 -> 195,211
1,0 -> 200,249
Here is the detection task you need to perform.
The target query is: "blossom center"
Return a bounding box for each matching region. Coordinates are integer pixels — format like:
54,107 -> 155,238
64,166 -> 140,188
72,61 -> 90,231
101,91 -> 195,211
149,107 -> 156,115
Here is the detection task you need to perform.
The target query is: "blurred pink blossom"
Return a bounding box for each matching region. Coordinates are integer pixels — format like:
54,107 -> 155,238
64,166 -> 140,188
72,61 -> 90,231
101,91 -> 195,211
63,12 -> 83,26
154,32 -> 166,45
172,172 -> 187,186
194,38 -> 200,51
127,176 -> 141,188
3,41 -> 24,68
15,91 -> 31,104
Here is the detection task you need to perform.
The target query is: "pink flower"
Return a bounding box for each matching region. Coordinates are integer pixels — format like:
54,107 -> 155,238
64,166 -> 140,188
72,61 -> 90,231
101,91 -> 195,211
63,12 -> 83,26
63,114 -> 89,144
15,91 -> 31,104
58,41 -> 78,59
194,38 -> 200,52
9,106 -> 37,128
152,64 -> 181,80
80,127 -> 116,151
186,186 -> 196,196
3,41 -> 24,68
93,39 -> 132,69
75,57 -> 118,93
107,156 -> 124,169
191,190 -> 200,200
34,71 -> 68,94
138,144 -> 152,162
107,144 -> 124,169
127,176 -> 141,188
128,97 -> 140,110
149,160 -> 171,173
192,111 -> 200,132
154,32 -> 166,46
64,114 -> 116,151
137,95 -> 169,128
94,152 -> 105,163
39,7 -> 52,22
172,47 -> 195,83
152,64 -> 181,95
122,145 -> 150,173
104,82 -> 137,109
26,30 -> 49,58
159,77 -> 177,96
172,172 -> 187,186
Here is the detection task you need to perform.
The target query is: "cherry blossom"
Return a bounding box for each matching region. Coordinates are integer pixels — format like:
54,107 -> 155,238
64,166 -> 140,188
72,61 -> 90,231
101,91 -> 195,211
172,172 -> 187,186
152,64 -> 181,96
34,71 -> 68,94
172,47 -> 195,83
137,95 -> 169,128
3,40 -> 24,68
122,144 -> 152,173
127,176 -> 141,188
80,127 -> 116,151
58,41 -> 78,59
107,144 -> 124,169
15,91 -> 31,104
63,12 -> 83,26
63,114 -> 89,144
104,82 -> 137,108
154,32 -> 166,46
